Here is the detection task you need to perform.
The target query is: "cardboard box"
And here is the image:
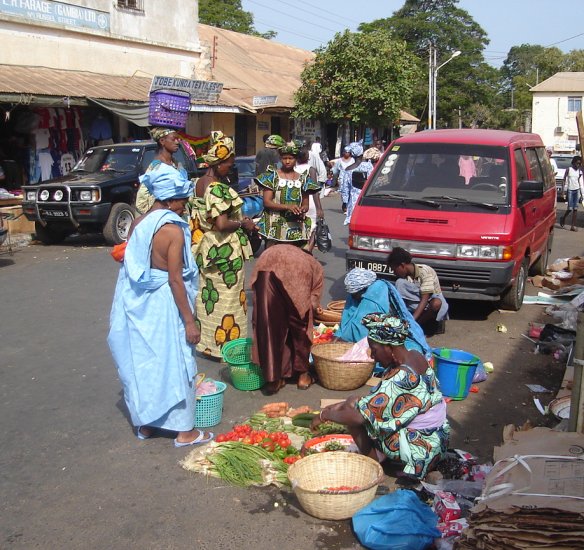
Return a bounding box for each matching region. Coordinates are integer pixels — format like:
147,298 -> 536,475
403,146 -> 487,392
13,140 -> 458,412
0,206 -> 35,234
434,491 -> 461,522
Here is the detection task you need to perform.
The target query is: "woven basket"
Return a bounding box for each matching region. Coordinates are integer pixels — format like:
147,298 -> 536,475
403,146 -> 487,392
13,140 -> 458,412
311,342 -> 374,391
326,300 -> 346,312
287,452 -> 384,520
194,381 -> 226,428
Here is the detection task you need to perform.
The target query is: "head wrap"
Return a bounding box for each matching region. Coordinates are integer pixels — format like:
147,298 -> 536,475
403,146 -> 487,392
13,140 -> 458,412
203,130 -> 235,166
362,313 -> 411,346
266,134 -> 285,148
344,268 -> 377,294
140,165 -> 193,201
346,140 -> 364,158
363,147 -> 382,161
150,127 -> 175,143
278,141 -> 299,156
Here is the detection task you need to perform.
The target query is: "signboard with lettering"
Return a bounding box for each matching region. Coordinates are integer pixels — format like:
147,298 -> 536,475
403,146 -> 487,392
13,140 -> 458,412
0,0 -> 110,31
252,95 -> 278,107
150,76 -> 223,102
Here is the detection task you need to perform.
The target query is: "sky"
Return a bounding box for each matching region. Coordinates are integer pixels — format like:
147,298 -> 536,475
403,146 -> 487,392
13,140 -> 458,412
241,0 -> 584,67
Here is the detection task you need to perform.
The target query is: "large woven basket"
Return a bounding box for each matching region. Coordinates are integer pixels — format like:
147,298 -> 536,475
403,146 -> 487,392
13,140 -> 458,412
311,342 -> 374,391
287,452 -> 384,520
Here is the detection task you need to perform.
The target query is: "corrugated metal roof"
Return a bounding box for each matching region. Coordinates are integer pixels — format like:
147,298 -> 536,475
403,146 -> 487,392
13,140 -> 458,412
0,64 -> 151,101
531,72 -> 584,93
198,24 -> 314,109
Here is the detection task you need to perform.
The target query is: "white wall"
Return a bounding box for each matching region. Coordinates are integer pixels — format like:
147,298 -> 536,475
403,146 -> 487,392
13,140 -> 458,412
0,0 -> 201,78
532,92 -> 582,152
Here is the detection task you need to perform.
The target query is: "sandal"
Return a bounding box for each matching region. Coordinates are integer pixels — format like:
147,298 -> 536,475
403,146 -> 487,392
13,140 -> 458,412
264,378 -> 286,395
297,373 -> 315,390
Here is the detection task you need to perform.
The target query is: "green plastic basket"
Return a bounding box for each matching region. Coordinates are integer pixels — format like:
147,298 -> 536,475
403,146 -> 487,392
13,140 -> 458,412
221,337 -> 253,366
194,381 -> 226,428
229,363 -> 265,391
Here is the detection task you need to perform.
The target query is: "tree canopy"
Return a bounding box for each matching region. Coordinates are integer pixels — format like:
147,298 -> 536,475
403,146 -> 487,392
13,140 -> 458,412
358,0 -> 497,128
198,0 -> 275,39
293,30 -> 420,126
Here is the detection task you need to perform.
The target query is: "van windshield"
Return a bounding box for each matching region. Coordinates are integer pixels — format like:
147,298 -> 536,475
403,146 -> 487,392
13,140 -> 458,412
365,143 -> 510,207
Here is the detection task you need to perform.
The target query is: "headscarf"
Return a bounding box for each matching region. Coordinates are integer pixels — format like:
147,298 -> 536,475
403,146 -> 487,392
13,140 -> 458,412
266,134 -> 285,148
203,130 -> 234,166
278,141 -> 299,156
363,147 -> 382,161
140,163 -> 193,201
344,268 -> 377,294
362,313 -> 411,346
346,140 -> 364,158
150,127 -> 175,143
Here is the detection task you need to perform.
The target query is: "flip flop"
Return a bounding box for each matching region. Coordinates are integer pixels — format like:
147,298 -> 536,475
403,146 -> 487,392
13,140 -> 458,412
174,430 -> 214,448
136,426 -> 152,440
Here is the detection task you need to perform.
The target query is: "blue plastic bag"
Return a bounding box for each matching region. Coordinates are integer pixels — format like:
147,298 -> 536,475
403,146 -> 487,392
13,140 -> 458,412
352,490 -> 440,550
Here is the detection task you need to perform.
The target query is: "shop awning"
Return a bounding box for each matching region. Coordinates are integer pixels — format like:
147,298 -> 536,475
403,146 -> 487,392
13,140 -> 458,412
88,97 -> 150,126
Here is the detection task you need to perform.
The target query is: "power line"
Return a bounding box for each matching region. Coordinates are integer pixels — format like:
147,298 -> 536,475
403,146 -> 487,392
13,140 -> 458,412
546,31 -> 584,48
247,0 -> 343,35
254,18 -> 326,45
280,0 -> 361,28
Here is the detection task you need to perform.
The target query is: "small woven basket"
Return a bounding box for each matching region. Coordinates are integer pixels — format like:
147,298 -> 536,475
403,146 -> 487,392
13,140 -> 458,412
311,342 -> 374,391
148,90 -> 190,129
287,452 -> 384,520
221,338 -> 265,391
194,381 -> 226,428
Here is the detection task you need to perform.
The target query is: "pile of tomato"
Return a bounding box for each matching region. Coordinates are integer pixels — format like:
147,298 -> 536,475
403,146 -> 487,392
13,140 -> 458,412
215,424 -> 300,461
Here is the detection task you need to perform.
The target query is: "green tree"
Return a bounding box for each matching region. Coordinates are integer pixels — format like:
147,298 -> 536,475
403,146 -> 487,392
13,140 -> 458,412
562,49 -> 584,72
199,0 -> 276,39
501,44 -> 566,112
293,30 -> 420,126
359,0 -> 498,128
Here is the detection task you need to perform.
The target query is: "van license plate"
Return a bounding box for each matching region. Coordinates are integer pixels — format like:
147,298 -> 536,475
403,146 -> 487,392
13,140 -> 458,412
42,210 -> 68,218
349,260 -> 391,274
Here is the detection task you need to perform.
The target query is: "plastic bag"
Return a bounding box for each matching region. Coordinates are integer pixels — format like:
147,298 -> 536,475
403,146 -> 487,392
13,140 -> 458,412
338,337 -> 373,362
472,361 -> 487,383
352,490 -> 441,550
315,217 -> 332,252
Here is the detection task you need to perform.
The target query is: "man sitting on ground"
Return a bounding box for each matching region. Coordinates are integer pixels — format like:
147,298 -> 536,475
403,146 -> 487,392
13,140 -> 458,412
387,247 -> 449,334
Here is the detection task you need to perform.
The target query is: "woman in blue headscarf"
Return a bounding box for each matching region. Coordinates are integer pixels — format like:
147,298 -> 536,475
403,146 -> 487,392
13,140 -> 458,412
312,313 -> 449,480
108,160 -> 214,448
339,140 -> 374,225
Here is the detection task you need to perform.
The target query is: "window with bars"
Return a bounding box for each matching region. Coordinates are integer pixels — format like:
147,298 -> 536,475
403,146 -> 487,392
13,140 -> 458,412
567,96 -> 582,112
117,0 -> 144,12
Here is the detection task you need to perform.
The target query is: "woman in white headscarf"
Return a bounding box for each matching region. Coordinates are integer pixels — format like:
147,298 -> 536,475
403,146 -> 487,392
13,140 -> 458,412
339,140 -> 374,225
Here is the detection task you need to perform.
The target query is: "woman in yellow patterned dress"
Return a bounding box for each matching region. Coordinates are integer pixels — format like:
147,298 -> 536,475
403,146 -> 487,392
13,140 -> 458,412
191,132 -> 256,358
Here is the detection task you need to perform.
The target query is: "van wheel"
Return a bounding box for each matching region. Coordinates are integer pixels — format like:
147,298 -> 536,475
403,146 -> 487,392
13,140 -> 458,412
530,234 -> 553,276
500,258 -> 528,311
34,222 -> 70,245
103,203 -> 136,245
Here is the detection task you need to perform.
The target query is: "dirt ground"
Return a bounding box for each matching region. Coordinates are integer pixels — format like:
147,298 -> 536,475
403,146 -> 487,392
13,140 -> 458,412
0,197 -> 580,549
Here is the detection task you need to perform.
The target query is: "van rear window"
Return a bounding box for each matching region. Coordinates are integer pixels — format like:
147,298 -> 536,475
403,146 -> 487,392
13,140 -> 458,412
365,143 -> 510,206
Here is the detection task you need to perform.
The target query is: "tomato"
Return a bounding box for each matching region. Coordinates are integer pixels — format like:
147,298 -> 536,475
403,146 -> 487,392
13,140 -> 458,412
279,439 -> 290,449
216,434 -> 227,443
261,440 -> 276,452
242,436 -> 254,445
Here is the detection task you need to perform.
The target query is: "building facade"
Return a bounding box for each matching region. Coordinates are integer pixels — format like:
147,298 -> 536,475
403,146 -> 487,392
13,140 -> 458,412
531,72 -> 584,153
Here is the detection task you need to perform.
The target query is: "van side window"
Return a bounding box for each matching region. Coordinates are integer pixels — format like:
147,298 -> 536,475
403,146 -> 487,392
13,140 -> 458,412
534,147 -> 554,189
525,148 -> 544,185
514,149 -> 528,183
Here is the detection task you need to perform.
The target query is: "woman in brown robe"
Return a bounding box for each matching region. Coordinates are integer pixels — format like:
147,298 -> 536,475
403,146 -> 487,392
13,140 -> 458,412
250,244 -> 323,394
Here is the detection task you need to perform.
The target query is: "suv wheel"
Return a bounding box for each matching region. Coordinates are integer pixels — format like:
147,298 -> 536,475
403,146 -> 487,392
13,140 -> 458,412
34,222 -> 70,245
500,258 -> 528,311
103,202 -> 136,245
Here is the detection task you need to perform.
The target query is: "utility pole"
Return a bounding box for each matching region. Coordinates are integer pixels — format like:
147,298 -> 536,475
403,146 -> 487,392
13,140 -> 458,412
428,43 -> 434,129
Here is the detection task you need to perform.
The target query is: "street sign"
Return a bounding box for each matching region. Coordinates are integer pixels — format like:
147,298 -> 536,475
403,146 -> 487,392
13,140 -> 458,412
252,95 -> 278,107
150,76 -> 223,102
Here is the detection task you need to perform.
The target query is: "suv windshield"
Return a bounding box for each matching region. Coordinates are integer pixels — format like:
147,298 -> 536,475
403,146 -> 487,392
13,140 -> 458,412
552,156 -> 573,170
73,147 -> 142,174
364,143 -> 510,207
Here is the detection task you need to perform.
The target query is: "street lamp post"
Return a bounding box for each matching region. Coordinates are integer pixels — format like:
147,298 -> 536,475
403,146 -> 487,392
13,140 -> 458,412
429,49 -> 461,129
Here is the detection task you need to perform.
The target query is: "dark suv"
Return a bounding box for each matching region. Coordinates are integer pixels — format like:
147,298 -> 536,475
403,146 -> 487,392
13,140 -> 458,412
22,141 -> 202,245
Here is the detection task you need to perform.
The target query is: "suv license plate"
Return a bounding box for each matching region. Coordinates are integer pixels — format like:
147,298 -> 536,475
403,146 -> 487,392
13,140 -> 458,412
348,259 -> 392,275
42,210 -> 69,218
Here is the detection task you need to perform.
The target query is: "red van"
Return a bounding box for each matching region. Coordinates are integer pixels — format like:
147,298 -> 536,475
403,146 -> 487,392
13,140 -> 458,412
346,129 -> 556,310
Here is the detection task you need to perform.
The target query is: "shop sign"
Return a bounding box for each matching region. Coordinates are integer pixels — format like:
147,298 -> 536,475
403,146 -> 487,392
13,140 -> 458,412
252,96 -> 278,107
0,0 -> 110,31
150,76 -> 223,102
